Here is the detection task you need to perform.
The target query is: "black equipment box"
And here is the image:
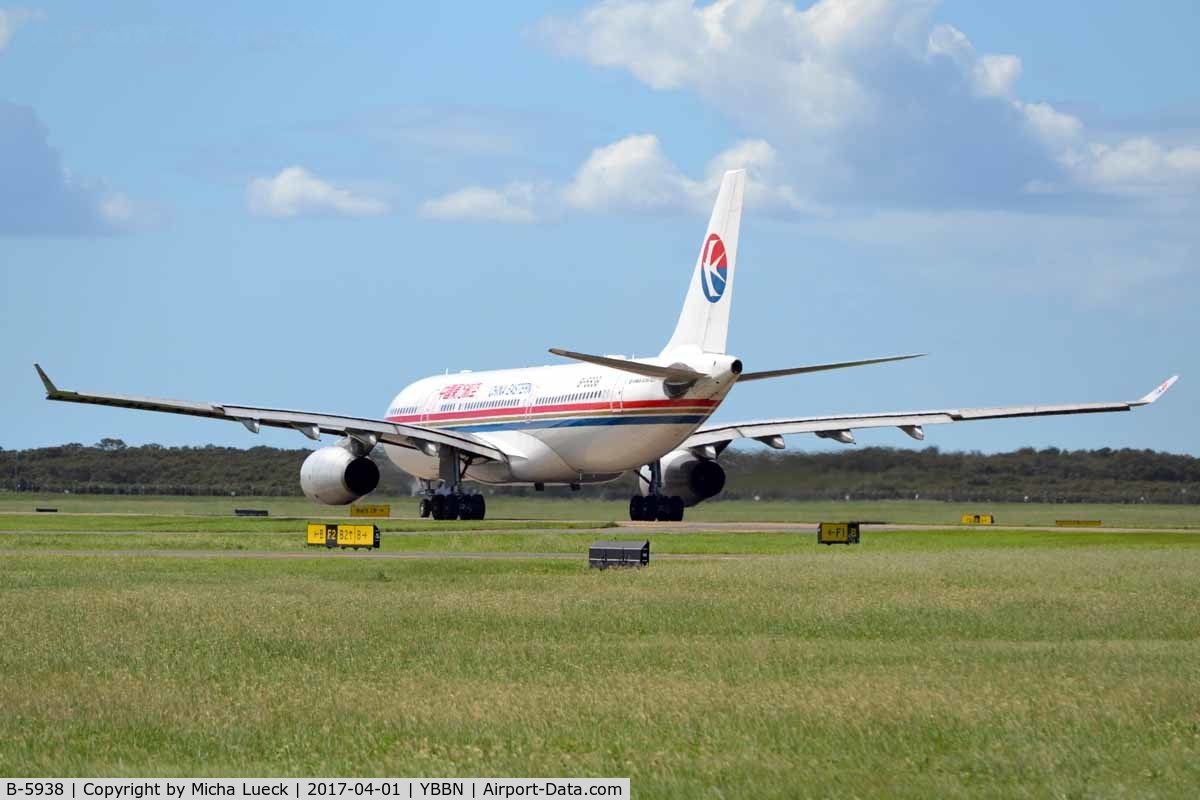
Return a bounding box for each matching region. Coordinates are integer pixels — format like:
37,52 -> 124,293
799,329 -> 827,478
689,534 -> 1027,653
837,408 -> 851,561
235,508 -> 269,517
589,540 -> 650,568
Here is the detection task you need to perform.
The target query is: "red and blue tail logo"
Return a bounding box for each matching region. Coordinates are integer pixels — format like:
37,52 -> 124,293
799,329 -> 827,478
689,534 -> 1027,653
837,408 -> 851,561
699,233 -> 728,303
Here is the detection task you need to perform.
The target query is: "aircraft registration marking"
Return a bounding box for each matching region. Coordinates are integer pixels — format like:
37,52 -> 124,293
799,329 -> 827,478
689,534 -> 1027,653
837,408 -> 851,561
489,382 -> 532,397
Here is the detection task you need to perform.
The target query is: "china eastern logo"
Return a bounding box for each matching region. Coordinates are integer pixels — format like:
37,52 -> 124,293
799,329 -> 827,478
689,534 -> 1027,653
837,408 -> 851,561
699,233 -> 728,303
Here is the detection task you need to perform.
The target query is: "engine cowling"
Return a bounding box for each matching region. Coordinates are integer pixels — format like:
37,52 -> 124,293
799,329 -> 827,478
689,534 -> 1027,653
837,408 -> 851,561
300,446 -> 380,505
640,449 -> 726,507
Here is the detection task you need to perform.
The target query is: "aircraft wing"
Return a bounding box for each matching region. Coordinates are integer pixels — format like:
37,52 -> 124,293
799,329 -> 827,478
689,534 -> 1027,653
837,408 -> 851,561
684,376 -> 1179,452
34,364 -> 506,462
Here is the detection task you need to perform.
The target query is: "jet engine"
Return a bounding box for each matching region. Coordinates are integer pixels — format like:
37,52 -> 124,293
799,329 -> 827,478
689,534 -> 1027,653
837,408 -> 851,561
640,449 -> 726,507
300,445 -> 380,505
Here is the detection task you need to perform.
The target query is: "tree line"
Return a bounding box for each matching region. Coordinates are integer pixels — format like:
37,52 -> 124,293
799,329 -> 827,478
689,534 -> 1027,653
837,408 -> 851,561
1,439 -> 1197,503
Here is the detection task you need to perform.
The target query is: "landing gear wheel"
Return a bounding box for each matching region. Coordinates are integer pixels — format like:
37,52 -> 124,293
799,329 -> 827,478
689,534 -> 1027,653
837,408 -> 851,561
445,494 -> 461,521
629,495 -> 646,522
459,494 -> 482,521
418,498 -> 431,518
431,494 -> 447,520
664,496 -> 685,522
642,495 -> 660,522
471,494 -> 487,520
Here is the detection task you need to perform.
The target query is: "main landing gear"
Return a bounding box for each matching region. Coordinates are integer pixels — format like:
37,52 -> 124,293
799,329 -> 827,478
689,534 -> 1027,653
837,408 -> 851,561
419,492 -> 485,521
629,459 -> 685,522
629,494 -> 684,522
417,448 -> 487,521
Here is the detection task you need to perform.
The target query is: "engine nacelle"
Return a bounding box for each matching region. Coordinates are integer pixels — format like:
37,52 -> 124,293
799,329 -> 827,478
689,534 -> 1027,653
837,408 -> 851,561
300,446 -> 380,505
640,449 -> 726,507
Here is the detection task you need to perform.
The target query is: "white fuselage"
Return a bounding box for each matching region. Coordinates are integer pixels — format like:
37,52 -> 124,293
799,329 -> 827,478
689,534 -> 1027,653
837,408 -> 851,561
381,357 -> 737,485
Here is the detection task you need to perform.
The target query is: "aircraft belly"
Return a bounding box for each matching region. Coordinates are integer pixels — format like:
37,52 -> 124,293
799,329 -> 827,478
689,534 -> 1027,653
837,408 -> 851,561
382,443 -> 439,481
470,423 -> 698,482
527,423 -> 696,473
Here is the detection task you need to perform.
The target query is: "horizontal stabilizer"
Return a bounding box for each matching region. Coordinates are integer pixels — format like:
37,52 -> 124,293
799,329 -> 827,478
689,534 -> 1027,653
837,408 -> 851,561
548,348 -> 707,382
738,353 -> 926,382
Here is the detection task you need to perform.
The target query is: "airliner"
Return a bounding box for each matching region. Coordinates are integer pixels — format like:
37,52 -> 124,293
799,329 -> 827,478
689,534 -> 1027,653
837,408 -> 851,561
36,170 -> 1178,521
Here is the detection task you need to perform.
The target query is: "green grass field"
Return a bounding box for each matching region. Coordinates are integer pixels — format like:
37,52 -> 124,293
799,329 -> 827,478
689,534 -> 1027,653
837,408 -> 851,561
2,525 -> 1198,556
2,500 -> 1200,796
4,492 -> 1200,528
0,514 -> 610,534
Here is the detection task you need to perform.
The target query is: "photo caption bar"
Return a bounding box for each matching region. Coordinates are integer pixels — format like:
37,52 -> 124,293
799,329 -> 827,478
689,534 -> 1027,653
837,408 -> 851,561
2,780 -> 628,800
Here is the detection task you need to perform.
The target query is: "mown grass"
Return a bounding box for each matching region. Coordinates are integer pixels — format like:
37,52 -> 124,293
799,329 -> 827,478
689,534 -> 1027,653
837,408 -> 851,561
1,528 -> 1198,555
4,493 -> 1200,528
2,535 -> 1199,796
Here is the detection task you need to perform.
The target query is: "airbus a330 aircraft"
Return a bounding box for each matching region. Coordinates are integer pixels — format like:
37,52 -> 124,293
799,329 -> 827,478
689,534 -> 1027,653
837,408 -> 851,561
36,170 -> 1178,521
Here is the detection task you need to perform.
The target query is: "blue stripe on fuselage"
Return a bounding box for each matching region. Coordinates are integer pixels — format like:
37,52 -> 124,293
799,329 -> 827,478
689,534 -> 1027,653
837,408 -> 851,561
440,414 -> 705,434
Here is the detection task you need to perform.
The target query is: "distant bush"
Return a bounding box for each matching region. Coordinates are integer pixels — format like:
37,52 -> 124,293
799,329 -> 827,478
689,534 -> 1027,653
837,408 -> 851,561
1,441 -> 1196,504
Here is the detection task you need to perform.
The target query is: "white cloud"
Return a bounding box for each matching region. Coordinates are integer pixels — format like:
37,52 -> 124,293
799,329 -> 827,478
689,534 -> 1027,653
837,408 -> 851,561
422,133 -> 816,223
925,22 -> 970,61
563,134 -> 695,211
563,134 -> 816,213
541,0 -> 1200,203
421,183 -> 538,223
540,0 -> 884,133
926,24 -> 1019,98
1062,138 -> 1200,194
246,166 -> 388,218
1017,101 -> 1083,145
705,138 -> 821,213
0,8 -> 39,52
972,54 -> 1021,98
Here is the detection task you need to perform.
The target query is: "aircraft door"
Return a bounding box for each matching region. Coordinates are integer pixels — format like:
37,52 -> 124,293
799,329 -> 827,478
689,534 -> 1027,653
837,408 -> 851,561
417,388 -> 440,424
523,383 -> 538,424
612,375 -> 629,413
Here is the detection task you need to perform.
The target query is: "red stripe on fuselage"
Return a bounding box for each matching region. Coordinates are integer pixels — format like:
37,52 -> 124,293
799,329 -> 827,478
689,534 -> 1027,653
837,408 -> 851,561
386,397 -> 719,425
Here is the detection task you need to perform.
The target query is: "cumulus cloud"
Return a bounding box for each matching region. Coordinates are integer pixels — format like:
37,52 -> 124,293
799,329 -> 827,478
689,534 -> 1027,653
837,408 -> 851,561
1016,101 -> 1083,145
421,182 -> 538,222
925,24 -> 1019,99
564,134 -> 818,213
563,134 -> 695,211
422,133 -> 816,222
972,54 -> 1021,98
0,101 -> 147,236
246,166 -> 388,218
541,0 -> 892,134
1062,138 -> 1200,194
540,0 -> 1200,204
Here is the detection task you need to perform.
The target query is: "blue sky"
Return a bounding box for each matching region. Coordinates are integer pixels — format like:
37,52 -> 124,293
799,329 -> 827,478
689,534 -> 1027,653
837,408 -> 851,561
1,0 -> 1196,455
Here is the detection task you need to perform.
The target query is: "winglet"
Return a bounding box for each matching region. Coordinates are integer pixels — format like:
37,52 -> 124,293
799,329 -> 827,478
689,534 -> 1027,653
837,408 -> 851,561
34,363 -> 60,396
1134,375 -> 1179,406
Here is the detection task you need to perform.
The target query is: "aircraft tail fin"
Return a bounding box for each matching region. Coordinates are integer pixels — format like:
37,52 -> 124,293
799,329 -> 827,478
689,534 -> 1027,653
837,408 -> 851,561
661,169 -> 745,357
